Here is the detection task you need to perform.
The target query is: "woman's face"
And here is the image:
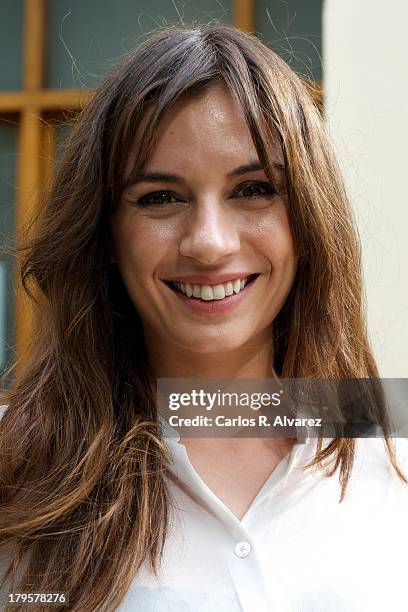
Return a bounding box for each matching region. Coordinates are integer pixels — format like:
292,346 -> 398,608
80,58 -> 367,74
110,84 -> 297,354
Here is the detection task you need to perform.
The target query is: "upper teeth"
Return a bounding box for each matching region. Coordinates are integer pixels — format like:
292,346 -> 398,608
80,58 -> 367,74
174,277 -> 250,300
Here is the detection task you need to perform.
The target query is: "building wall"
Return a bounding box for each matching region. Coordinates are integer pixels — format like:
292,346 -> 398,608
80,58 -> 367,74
323,0 -> 408,376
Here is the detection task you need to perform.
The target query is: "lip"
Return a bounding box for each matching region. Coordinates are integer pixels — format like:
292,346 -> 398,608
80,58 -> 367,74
164,274 -> 259,315
164,272 -> 256,285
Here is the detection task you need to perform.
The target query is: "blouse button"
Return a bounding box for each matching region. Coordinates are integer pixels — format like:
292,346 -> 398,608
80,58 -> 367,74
234,540 -> 251,558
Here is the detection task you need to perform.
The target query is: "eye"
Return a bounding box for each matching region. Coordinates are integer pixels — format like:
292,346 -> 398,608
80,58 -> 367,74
131,181 -> 278,208
235,181 -> 277,199
136,190 -> 186,207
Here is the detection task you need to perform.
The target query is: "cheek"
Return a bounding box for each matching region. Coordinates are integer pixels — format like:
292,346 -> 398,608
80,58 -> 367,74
112,215 -> 179,283
245,204 -> 296,270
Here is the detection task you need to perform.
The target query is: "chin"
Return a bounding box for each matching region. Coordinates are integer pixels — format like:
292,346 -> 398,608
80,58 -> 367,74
173,332 -> 248,355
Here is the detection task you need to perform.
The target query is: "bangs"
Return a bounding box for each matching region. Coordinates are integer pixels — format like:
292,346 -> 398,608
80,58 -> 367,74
110,55 -> 284,208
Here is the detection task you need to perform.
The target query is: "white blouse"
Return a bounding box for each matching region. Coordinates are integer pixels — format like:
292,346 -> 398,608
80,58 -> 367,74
119,420 -> 408,611
1,406 -> 408,611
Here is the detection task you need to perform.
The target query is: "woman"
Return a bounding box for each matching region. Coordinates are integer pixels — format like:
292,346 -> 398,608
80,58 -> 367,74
1,23 -> 407,612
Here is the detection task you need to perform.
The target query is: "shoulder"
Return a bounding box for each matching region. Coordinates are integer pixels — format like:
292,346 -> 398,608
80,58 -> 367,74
355,435 -> 408,468
351,436 -> 408,497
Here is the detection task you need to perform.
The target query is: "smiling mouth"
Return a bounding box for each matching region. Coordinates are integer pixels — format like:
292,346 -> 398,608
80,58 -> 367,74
165,273 -> 260,301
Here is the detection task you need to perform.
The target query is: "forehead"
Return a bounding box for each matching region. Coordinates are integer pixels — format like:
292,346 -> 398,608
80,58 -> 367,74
125,84 -> 283,174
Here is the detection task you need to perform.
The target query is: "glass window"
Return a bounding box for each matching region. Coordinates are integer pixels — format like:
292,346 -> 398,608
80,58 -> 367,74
255,0 -> 323,80
0,125 -> 17,378
0,0 -> 23,90
45,0 -> 233,89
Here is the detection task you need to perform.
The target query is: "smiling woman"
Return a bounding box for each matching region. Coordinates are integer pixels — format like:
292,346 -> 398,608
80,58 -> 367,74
0,22 -> 408,612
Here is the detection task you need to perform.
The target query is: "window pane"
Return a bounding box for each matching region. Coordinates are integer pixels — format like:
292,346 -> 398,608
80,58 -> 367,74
255,0 -> 323,80
0,0 -> 23,90
45,0 -> 233,89
0,125 -> 17,379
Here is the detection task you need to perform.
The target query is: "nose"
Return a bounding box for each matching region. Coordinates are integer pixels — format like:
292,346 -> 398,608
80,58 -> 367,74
179,198 -> 240,265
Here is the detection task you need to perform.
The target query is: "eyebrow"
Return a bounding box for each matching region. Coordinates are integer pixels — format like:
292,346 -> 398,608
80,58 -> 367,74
126,161 -> 284,187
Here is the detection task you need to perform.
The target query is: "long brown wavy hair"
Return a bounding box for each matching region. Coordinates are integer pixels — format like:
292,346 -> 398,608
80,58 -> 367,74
0,22 -> 406,611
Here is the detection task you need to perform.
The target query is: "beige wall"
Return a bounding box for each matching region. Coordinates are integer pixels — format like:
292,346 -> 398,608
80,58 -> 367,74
323,0 -> 408,376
